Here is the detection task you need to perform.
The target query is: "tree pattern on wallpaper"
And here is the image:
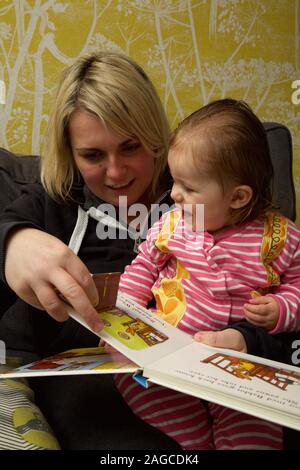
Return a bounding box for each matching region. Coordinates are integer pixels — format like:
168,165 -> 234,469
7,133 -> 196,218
0,0 -> 299,211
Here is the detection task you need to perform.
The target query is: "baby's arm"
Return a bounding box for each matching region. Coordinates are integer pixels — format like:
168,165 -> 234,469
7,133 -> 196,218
244,221 -> 300,334
244,295 -> 279,331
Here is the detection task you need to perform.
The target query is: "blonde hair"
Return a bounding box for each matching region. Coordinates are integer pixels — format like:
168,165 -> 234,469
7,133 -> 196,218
41,51 -> 170,200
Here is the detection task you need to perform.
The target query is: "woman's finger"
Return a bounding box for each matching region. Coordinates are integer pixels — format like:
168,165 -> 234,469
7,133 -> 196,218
48,268 -> 102,333
64,253 -> 99,307
34,282 -> 69,321
16,284 -> 46,311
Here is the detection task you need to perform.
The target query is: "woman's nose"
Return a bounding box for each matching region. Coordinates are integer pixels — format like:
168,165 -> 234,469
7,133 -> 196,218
105,155 -> 126,180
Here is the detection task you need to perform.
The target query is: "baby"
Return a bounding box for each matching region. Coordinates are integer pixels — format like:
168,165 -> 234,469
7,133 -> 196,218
115,99 -> 300,449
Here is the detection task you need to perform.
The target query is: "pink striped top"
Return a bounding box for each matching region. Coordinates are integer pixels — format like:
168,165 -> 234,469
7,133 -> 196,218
120,210 -> 300,335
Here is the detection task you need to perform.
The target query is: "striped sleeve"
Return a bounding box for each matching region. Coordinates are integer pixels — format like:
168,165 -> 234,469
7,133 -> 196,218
119,216 -> 171,306
270,222 -> 300,333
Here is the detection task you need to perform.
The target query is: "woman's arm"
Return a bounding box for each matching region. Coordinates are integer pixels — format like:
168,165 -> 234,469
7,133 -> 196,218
0,184 -> 101,332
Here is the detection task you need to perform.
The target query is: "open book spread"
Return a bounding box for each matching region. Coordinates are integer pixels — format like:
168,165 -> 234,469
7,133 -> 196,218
1,273 -> 300,431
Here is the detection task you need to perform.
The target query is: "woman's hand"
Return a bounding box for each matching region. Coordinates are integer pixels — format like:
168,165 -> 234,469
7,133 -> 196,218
194,328 -> 247,352
5,227 -> 102,333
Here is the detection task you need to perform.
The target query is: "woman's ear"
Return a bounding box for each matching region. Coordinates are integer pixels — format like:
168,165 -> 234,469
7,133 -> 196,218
230,185 -> 253,209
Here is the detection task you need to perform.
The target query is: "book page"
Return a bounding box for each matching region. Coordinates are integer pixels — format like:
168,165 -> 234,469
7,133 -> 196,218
68,292 -> 192,368
144,341 -> 300,428
0,347 -> 138,378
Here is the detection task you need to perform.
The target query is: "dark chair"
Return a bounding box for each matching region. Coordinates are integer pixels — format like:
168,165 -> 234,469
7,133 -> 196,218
0,148 -> 40,210
264,122 -> 296,221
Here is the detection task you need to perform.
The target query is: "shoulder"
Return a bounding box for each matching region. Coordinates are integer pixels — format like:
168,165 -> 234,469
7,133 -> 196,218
285,218 -> 300,253
261,212 -> 300,261
267,212 -> 300,245
285,217 -> 300,237
247,213 -> 299,238
20,183 -> 82,209
151,207 -> 181,233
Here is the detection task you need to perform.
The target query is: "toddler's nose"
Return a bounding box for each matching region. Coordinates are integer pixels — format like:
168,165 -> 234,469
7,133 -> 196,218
171,187 -> 183,203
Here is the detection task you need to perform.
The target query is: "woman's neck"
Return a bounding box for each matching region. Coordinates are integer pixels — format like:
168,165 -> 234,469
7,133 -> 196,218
122,183 -> 170,224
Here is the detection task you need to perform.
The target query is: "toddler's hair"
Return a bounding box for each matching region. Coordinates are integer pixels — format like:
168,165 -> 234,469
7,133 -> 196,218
170,99 -> 274,224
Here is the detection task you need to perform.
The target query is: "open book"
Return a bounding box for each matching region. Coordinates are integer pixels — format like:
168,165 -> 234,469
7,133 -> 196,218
1,273 -> 300,432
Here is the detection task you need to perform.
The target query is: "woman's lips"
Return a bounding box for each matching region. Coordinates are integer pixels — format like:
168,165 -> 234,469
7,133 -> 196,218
105,179 -> 135,192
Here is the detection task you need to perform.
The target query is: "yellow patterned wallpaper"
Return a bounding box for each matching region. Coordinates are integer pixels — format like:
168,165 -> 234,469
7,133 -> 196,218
0,0 -> 299,218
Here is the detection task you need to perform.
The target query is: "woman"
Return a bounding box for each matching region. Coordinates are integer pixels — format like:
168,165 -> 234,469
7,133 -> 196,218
0,50 -> 178,449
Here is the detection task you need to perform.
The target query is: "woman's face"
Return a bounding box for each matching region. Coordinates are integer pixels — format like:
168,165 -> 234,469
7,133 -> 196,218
69,110 -> 155,207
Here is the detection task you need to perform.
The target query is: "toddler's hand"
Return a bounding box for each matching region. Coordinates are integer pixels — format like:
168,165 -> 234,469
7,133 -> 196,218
244,295 -> 279,330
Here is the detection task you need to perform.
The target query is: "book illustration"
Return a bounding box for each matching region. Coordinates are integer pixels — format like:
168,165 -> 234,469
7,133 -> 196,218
1,347 -> 138,377
100,308 -> 169,350
202,353 -> 300,390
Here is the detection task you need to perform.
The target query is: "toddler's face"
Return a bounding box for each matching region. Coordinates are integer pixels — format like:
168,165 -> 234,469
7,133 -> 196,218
168,147 -> 236,233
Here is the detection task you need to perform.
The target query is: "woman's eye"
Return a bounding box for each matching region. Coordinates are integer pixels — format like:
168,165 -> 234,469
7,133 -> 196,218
80,152 -> 104,161
122,142 -> 141,154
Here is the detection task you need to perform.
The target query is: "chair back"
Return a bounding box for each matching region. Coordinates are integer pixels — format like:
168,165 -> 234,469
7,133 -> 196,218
263,122 -> 296,221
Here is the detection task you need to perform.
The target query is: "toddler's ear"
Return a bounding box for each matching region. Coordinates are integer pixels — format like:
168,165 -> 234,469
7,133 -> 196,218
230,185 -> 253,209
